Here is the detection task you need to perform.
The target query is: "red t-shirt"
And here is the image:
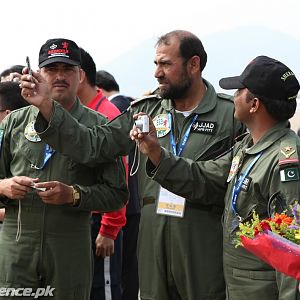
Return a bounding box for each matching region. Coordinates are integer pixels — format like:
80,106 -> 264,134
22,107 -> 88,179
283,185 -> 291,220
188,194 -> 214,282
87,91 -> 127,240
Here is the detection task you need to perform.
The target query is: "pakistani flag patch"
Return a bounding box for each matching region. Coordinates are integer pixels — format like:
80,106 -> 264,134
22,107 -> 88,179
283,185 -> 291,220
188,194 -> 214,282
280,167 -> 300,182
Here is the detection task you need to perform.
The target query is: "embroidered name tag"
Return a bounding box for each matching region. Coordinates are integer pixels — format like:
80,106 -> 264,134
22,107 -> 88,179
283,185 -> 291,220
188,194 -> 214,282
191,120 -> 217,135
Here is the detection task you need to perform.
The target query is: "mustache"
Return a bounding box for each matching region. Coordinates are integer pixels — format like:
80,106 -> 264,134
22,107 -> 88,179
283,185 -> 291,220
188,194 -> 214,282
157,78 -> 167,84
53,80 -> 69,86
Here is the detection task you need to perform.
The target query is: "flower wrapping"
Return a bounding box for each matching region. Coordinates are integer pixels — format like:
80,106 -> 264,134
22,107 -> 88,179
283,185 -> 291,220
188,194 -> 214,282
241,230 -> 300,280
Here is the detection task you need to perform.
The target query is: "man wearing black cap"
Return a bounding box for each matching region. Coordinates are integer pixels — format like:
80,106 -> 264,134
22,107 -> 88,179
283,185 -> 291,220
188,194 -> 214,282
0,38 -> 127,300
20,30 -> 245,300
129,55 -> 300,299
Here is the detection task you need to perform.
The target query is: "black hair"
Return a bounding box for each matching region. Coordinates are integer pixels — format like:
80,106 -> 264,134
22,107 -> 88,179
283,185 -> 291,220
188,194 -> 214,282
96,70 -> 120,92
247,90 -> 296,122
79,48 -> 96,86
0,82 -> 29,111
1,65 -> 25,79
156,30 -> 207,71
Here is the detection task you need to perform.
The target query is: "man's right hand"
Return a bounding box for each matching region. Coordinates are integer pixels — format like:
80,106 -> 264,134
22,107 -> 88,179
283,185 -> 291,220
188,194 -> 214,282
0,176 -> 39,199
130,113 -> 162,166
19,69 -> 54,121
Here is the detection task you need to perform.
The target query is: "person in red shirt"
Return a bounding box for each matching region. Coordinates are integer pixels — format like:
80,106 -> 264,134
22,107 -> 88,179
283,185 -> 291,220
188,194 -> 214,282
77,47 -> 127,300
96,70 -> 140,300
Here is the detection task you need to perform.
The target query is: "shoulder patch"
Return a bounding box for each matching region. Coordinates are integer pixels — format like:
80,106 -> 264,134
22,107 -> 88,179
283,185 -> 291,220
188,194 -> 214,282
130,95 -> 161,107
280,167 -> 299,182
217,93 -> 233,102
278,138 -> 300,166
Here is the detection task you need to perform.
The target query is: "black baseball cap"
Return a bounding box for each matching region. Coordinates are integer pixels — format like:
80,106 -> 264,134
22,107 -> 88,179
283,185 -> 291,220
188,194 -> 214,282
219,56 -> 300,101
39,38 -> 81,68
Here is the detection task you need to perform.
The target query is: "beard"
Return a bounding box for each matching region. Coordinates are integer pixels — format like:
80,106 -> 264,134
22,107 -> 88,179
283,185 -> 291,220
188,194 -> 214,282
158,70 -> 192,100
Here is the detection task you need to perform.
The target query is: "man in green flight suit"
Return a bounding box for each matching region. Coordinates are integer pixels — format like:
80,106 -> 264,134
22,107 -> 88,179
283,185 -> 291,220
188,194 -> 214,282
20,30 -> 244,300
0,38 -> 127,300
130,56 -> 300,299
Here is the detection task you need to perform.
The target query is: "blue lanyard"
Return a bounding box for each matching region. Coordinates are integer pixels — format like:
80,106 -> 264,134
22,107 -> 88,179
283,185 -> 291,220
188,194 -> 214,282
168,113 -> 198,156
231,152 -> 263,215
32,144 -> 55,170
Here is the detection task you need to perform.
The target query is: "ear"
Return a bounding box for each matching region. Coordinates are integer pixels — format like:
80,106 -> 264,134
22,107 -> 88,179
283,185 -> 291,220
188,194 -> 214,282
249,97 -> 260,113
79,68 -> 85,84
188,56 -> 201,74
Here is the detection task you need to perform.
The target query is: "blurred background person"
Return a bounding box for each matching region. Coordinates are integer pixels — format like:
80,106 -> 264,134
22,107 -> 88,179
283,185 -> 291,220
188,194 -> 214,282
1,65 -> 25,82
0,81 -> 29,228
0,81 -> 28,122
96,69 -> 140,300
77,48 -> 126,300
96,70 -> 130,113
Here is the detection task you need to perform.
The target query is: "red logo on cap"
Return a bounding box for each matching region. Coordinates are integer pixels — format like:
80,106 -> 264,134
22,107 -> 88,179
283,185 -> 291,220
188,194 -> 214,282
47,41 -> 69,56
62,42 -> 69,49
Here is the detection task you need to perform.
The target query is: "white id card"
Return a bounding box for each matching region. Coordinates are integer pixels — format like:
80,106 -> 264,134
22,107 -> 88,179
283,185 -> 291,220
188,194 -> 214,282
156,187 -> 186,218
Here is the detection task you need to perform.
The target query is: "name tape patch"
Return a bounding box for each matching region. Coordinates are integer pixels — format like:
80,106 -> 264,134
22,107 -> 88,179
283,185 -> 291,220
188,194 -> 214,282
191,120 -> 217,135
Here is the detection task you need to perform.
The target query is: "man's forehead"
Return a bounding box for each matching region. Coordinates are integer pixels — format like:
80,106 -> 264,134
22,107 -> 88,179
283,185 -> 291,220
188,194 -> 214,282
155,51 -> 181,64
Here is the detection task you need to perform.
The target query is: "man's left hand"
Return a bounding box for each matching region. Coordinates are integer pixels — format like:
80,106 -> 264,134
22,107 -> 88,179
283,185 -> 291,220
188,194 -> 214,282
35,181 -> 73,205
95,234 -> 114,258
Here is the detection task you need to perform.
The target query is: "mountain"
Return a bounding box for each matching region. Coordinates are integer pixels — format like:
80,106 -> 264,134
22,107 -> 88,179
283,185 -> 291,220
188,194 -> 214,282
103,26 -> 300,98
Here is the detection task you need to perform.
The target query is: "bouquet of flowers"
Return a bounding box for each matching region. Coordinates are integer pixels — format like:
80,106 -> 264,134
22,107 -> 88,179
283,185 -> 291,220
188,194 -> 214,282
235,204 -> 300,280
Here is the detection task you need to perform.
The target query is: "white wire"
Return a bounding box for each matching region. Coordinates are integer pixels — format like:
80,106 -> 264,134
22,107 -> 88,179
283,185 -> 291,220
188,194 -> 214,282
16,200 -> 22,242
129,142 -> 140,176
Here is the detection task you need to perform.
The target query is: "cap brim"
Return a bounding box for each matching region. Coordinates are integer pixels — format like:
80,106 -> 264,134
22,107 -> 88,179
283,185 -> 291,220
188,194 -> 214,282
219,76 -> 245,90
39,57 -> 80,68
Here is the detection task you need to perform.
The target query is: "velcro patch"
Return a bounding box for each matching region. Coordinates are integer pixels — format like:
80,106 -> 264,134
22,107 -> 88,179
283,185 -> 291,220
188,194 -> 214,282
280,167 -> 300,182
191,120 -> 217,135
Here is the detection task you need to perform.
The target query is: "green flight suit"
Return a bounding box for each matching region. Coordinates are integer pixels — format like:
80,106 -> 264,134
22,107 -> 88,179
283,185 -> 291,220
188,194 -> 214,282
34,80 -> 244,300
146,122 -> 300,300
0,100 -> 127,300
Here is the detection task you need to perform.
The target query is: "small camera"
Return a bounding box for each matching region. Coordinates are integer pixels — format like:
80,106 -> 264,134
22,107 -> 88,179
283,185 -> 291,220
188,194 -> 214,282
135,115 -> 149,133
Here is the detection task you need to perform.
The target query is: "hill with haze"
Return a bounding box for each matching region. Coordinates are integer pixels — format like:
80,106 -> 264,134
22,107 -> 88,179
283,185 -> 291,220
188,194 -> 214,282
102,26 -> 300,131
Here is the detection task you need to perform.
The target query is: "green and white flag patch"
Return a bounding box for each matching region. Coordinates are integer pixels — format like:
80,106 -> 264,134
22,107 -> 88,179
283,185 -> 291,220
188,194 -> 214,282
280,167 -> 300,182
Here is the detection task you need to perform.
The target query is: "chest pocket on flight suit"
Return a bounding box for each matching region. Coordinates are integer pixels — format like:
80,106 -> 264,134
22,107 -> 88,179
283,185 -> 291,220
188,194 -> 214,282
235,175 -> 269,221
11,130 -> 46,171
195,135 -> 232,161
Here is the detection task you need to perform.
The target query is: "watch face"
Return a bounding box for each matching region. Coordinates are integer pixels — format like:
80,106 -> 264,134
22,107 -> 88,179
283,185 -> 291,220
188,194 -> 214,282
74,189 -> 80,200
72,186 -> 80,206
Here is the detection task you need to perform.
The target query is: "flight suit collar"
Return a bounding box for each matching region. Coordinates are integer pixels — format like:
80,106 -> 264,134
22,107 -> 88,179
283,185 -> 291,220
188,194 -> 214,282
160,79 -> 217,114
30,105 -> 40,118
243,122 -> 290,155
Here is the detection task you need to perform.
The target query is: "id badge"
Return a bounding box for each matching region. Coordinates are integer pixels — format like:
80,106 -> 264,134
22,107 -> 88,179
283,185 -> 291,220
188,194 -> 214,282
156,187 -> 186,218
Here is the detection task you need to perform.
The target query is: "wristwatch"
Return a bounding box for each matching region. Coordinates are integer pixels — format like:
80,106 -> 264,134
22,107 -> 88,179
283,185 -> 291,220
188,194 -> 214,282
71,186 -> 81,207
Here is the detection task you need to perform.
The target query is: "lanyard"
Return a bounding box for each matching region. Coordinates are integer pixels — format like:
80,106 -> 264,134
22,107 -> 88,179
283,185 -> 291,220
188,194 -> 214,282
31,144 -> 56,170
231,152 -> 262,215
168,113 -> 198,156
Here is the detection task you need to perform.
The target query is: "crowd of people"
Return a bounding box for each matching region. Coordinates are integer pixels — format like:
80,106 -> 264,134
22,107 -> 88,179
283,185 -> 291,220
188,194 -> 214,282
0,30 -> 299,300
